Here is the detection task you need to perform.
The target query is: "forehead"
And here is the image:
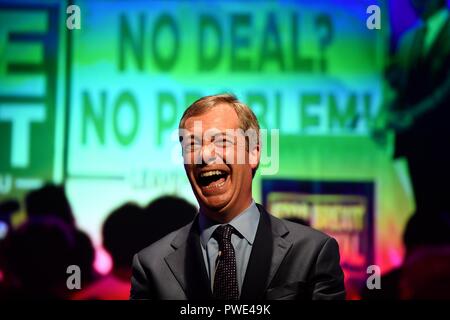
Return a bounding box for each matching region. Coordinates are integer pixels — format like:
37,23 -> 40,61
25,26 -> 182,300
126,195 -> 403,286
184,103 -> 240,132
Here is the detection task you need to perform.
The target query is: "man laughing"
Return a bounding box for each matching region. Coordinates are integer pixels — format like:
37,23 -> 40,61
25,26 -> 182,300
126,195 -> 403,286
130,94 -> 345,300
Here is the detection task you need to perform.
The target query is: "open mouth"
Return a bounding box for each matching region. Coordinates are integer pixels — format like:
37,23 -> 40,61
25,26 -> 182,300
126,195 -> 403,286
197,169 -> 229,190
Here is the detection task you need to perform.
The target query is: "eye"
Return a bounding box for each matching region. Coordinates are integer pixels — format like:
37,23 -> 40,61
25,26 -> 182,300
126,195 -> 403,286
183,141 -> 201,152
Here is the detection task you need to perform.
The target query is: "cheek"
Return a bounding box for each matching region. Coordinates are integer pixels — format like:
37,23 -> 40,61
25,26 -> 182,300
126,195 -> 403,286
184,165 -> 195,181
183,152 -> 191,165
230,165 -> 250,183
185,151 -> 200,165
221,147 -> 232,163
222,145 -> 247,165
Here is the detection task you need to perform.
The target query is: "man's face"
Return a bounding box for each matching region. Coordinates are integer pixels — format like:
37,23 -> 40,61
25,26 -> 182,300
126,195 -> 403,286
181,104 -> 259,222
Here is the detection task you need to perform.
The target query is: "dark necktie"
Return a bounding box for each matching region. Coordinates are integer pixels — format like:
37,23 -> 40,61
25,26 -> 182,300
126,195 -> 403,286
212,224 -> 239,300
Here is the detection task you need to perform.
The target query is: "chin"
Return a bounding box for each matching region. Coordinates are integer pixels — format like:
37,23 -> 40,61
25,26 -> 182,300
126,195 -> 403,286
200,195 -> 232,212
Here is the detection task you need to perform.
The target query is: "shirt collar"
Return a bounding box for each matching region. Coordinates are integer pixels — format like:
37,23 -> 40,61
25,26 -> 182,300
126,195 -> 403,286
199,200 -> 260,249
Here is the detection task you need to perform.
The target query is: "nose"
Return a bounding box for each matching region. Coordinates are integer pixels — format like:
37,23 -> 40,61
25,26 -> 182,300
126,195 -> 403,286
201,142 -> 216,165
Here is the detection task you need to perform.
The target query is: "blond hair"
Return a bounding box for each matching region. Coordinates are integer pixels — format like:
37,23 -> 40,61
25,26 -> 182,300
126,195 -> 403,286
179,93 -> 259,132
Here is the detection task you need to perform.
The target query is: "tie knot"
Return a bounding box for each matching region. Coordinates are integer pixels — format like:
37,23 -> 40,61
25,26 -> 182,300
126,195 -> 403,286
214,224 -> 234,243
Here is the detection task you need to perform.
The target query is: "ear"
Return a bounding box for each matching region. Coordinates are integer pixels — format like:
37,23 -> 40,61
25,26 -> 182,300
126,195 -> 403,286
249,144 -> 260,170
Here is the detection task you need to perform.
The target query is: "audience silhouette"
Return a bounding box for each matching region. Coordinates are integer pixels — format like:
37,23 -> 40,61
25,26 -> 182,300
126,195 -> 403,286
72,196 -> 196,299
361,211 -> 450,299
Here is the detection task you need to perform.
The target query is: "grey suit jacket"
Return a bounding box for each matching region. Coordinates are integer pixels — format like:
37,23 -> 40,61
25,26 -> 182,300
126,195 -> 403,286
130,204 -> 345,300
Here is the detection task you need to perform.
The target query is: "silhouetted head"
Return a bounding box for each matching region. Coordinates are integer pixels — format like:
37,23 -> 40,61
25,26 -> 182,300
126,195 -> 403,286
410,0 -> 446,20
73,229 -> 97,285
403,211 -> 450,256
25,184 -> 75,227
144,195 -> 197,243
102,203 -> 150,275
400,211 -> 450,299
0,217 -> 76,299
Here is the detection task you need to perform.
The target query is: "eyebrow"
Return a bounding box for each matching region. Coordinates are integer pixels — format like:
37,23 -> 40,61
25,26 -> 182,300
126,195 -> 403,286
180,134 -> 201,143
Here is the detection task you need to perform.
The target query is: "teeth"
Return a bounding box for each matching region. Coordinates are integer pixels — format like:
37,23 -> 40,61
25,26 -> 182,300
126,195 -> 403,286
200,170 -> 225,178
204,181 -> 226,189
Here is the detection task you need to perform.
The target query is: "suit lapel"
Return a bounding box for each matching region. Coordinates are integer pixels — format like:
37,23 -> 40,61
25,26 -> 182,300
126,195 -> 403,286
164,206 -> 293,300
267,225 -> 293,288
240,205 -> 292,299
164,217 -> 213,299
